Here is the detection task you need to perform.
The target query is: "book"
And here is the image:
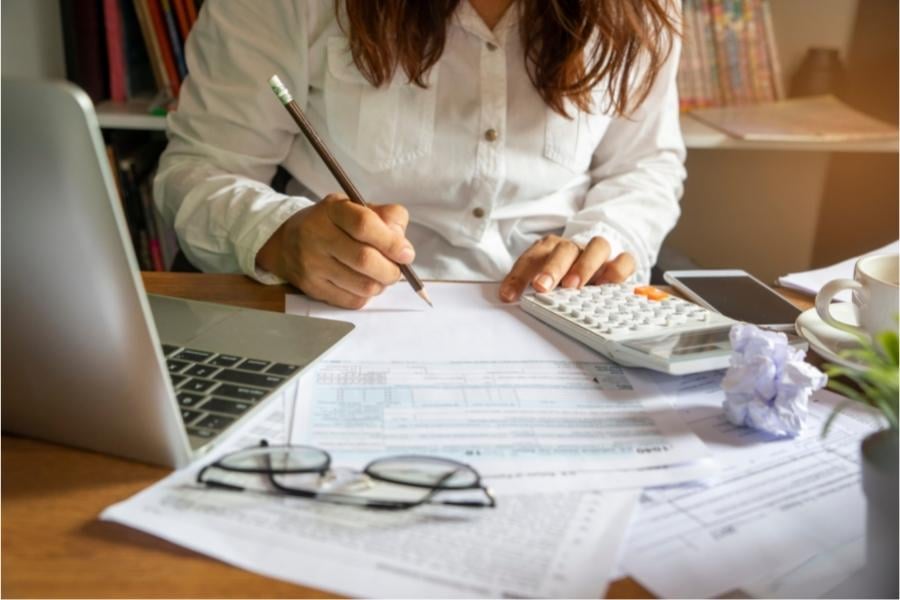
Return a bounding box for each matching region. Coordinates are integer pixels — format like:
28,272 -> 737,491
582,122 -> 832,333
160,0 -> 188,80
103,0 -> 127,102
119,0 -> 156,98
184,0 -> 197,25
677,0 -> 783,110
132,0 -> 171,97
60,0 -> 108,103
689,94 -> 900,142
138,172 -> 165,271
145,0 -> 181,96
759,0 -> 783,99
109,137 -> 167,270
172,0 -> 191,41
698,0 -> 721,106
690,0 -> 714,107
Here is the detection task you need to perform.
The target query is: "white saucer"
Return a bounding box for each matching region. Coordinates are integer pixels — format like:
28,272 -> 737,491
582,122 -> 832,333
795,303 -> 866,370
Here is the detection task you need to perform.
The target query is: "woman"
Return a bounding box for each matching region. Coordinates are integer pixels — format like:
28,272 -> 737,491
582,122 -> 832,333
155,0 -> 685,309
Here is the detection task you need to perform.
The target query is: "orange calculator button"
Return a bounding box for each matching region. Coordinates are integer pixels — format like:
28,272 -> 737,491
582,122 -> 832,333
633,286 -> 669,301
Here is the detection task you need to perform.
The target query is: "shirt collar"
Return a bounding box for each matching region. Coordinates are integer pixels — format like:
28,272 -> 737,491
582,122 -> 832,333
453,0 -> 519,46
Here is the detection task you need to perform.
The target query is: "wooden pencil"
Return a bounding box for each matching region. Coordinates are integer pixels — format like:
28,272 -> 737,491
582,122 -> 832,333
268,75 -> 433,308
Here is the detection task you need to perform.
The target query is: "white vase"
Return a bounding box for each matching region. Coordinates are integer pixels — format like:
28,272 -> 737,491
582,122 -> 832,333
861,428 -> 899,597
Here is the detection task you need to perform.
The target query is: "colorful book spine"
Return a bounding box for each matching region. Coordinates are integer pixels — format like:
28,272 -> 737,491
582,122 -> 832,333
736,0 -> 756,104
132,0 -> 171,97
689,0 -> 713,107
184,0 -> 198,25
760,0 -> 785,99
745,0 -> 773,103
709,0 -> 733,105
750,0 -> 775,102
699,0 -> 722,106
723,0 -> 748,104
146,0 -> 181,96
138,175 -> 165,271
676,1 -> 693,110
161,0 -> 188,80
172,0 -> 191,41
103,0 -> 127,102
676,0 -> 788,110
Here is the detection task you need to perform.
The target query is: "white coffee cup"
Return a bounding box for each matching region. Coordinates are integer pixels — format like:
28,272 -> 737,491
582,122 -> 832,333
815,254 -> 899,337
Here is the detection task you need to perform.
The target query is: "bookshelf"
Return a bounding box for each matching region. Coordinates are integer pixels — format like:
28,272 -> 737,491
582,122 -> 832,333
96,99 -> 166,130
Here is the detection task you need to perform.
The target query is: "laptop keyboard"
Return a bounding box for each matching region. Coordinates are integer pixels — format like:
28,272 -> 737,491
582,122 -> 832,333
161,344 -> 301,441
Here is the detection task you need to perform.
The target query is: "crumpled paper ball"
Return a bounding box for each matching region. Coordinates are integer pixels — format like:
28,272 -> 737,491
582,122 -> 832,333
721,323 -> 826,437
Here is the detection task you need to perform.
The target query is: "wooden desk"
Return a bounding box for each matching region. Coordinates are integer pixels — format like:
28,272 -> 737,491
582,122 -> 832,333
2,273 -> 813,598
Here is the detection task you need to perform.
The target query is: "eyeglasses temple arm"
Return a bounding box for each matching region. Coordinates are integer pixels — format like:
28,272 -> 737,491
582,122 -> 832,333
197,464 -> 247,492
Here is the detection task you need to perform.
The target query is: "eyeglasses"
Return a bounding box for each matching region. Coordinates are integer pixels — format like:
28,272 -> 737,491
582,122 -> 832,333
196,440 -> 496,511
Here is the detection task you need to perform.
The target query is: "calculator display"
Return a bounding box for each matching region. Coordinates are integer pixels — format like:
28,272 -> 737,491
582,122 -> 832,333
622,327 -> 733,360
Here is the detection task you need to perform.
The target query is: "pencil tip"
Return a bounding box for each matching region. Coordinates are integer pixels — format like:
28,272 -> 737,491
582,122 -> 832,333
418,289 -> 434,308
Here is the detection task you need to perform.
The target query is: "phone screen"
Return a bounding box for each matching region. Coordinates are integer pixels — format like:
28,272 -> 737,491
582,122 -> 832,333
676,275 -> 801,325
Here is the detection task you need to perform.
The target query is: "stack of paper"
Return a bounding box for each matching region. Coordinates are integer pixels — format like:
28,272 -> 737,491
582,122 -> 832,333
102,282 -> 881,598
618,371 -> 882,598
778,240 -> 899,300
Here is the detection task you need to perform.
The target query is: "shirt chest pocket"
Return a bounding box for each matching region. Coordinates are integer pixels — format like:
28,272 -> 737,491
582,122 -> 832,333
323,37 -> 439,173
543,107 -> 611,173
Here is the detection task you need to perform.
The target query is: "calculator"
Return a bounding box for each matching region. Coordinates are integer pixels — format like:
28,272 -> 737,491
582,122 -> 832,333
520,284 -> 739,375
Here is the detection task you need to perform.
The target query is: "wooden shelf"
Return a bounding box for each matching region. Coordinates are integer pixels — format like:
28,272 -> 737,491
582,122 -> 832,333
96,99 -> 167,131
93,102 -> 899,153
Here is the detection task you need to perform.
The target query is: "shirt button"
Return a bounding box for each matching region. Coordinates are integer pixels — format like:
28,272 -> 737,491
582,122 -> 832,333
486,42 -> 498,51
484,128 -> 499,142
472,207 -> 485,218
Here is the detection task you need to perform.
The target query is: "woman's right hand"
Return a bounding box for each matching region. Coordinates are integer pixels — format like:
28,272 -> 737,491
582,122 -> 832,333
256,194 -> 415,309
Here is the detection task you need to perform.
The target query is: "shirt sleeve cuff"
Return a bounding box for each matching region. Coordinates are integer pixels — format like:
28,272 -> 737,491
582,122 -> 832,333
564,223 -> 652,284
237,196 -> 314,285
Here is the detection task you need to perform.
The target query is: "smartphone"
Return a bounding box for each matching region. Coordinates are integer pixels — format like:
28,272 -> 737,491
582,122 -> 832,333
663,269 -> 801,330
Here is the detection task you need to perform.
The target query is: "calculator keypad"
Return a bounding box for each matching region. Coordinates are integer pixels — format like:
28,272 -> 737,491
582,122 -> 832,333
522,284 -> 730,342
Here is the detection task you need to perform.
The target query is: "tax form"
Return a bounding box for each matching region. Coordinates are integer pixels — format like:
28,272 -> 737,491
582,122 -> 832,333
619,372 -> 882,598
287,283 -> 713,489
294,359 -> 707,474
103,401 -> 639,598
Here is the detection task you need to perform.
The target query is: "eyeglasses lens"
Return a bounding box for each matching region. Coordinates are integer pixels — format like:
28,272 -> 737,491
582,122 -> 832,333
218,445 -> 328,473
367,457 -> 479,489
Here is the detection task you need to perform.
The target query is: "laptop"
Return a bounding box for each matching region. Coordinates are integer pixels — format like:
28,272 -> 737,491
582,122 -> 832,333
1,79 -> 354,468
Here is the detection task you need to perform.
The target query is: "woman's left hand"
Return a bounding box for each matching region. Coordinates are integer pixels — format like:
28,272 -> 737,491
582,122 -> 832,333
499,235 -> 635,302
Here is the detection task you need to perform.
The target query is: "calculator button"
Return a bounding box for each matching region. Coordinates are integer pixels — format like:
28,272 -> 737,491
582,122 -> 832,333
536,294 -> 556,306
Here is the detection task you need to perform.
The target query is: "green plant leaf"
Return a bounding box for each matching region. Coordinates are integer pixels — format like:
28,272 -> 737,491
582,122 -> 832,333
821,324 -> 900,436
821,400 -> 853,438
876,330 -> 899,366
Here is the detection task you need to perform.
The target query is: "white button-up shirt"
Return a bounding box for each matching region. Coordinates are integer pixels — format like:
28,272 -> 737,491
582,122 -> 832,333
155,0 -> 686,284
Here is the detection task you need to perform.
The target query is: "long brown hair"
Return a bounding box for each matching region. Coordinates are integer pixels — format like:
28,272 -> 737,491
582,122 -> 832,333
339,0 -> 679,117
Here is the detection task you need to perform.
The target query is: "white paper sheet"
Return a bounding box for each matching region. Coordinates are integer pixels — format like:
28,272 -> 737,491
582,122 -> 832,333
619,372 -> 882,599
286,282 -> 614,363
292,358 -> 710,476
102,401 -> 639,599
287,283 -> 712,490
742,538 -> 865,598
777,240 -> 899,300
